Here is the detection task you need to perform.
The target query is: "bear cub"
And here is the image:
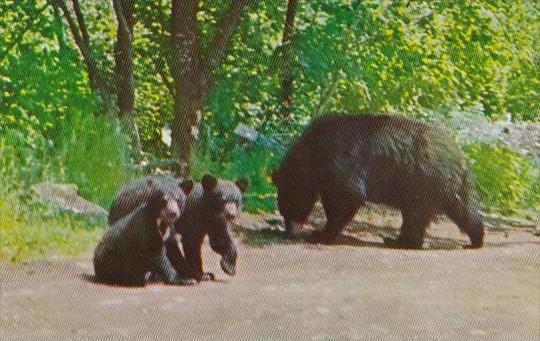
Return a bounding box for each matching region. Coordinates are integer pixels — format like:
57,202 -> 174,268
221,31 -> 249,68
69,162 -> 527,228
94,187 -> 193,286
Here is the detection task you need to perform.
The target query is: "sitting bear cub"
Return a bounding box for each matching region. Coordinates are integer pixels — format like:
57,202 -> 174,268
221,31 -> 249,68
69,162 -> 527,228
94,187 -> 192,286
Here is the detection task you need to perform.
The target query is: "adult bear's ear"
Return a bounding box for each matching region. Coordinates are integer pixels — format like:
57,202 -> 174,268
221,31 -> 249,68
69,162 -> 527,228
201,174 -> 218,192
180,179 -> 194,195
235,177 -> 249,193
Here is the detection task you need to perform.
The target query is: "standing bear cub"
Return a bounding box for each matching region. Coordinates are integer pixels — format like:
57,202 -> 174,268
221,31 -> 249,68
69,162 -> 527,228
94,187 -> 192,286
166,174 -> 248,281
272,113 -> 484,249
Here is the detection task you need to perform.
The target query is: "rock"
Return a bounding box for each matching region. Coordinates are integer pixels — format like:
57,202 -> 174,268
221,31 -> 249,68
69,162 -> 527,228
233,212 -> 283,231
31,182 -> 108,217
263,214 -> 284,225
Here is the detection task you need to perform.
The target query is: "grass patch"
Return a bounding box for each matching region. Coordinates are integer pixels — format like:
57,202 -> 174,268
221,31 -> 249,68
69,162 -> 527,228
56,113 -> 139,208
0,112 -> 133,262
241,228 -> 288,247
0,193 -> 105,262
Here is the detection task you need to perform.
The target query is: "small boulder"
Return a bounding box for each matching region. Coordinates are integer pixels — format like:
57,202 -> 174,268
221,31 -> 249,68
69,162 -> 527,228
31,182 -> 107,217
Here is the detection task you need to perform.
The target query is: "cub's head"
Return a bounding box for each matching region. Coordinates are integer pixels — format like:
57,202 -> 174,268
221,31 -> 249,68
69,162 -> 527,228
146,188 -> 182,240
199,174 -> 249,276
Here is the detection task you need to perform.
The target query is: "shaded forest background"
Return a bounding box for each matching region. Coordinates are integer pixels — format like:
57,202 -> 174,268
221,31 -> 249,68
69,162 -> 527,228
0,0 -> 539,261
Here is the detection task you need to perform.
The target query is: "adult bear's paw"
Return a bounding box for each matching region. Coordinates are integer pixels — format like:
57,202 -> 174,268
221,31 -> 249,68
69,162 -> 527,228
306,231 -> 335,245
383,236 -> 423,250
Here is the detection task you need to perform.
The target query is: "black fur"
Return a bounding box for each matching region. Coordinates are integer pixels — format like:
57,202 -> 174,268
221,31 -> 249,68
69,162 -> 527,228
94,189 -> 192,286
272,113 -> 484,249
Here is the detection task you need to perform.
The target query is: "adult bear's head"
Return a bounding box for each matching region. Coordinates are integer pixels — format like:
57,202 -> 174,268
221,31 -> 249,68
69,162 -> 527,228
200,174 -> 248,276
271,167 -> 317,238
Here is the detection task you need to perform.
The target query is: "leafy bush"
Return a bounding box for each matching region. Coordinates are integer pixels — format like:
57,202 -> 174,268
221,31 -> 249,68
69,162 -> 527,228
191,143 -> 281,213
0,112 -> 137,262
463,143 -> 540,216
54,113 -> 139,207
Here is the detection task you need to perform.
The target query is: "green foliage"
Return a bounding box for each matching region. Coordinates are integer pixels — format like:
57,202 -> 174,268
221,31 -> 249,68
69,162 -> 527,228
55,114 -> 138,207
191,144 -> 280,213
0,111 -> 137,205
0,188 -> 104,263
1,0 -> 539,261
0,112 -> 134,262
463,143 -> 540,216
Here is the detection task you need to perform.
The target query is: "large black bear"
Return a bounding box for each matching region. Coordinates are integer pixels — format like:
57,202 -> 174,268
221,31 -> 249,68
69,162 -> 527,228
93,188 -> 192,286
108,174 -> 248,282
272,113 -> 484,249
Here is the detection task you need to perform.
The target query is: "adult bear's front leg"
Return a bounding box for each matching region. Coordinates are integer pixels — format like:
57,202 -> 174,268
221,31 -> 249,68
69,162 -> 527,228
308,192 -> 362,244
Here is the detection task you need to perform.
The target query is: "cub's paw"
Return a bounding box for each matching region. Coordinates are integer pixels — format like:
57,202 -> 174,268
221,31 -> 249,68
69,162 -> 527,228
178,278 -> 198,286
201,272 -> 216,282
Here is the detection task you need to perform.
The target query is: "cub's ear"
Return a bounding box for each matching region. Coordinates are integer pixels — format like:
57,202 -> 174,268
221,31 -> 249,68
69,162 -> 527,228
146,177 -> 158,189
201,174 -> 218,193
235,177 -> 249,193
180,179 -> 194,195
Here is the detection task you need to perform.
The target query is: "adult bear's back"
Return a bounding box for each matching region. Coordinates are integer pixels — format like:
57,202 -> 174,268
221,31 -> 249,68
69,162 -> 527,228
287,113 -> 467,203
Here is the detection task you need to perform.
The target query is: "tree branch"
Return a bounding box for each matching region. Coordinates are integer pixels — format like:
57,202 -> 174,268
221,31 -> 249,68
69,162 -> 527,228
112,0 -> 132,42
201,0 -> 254,81
0,3 -> 50,63
71,0 -> 90,48
52,2 -> 68,51
55,0 -> 87,62
281,0 -> 298,46
155,57 -> 175,95
56,0 -> 115,115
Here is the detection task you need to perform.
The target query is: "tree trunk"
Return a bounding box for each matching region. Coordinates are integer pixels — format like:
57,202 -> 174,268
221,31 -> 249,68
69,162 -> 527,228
113,0 -> 142,160
171,84 -> 206,177
169,0 -> 254,177
278,0 -> 298,117
169,0 -> 203,177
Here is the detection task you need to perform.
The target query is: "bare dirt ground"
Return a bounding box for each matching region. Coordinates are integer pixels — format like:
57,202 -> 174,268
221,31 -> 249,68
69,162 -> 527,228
1,209 -> 539,341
